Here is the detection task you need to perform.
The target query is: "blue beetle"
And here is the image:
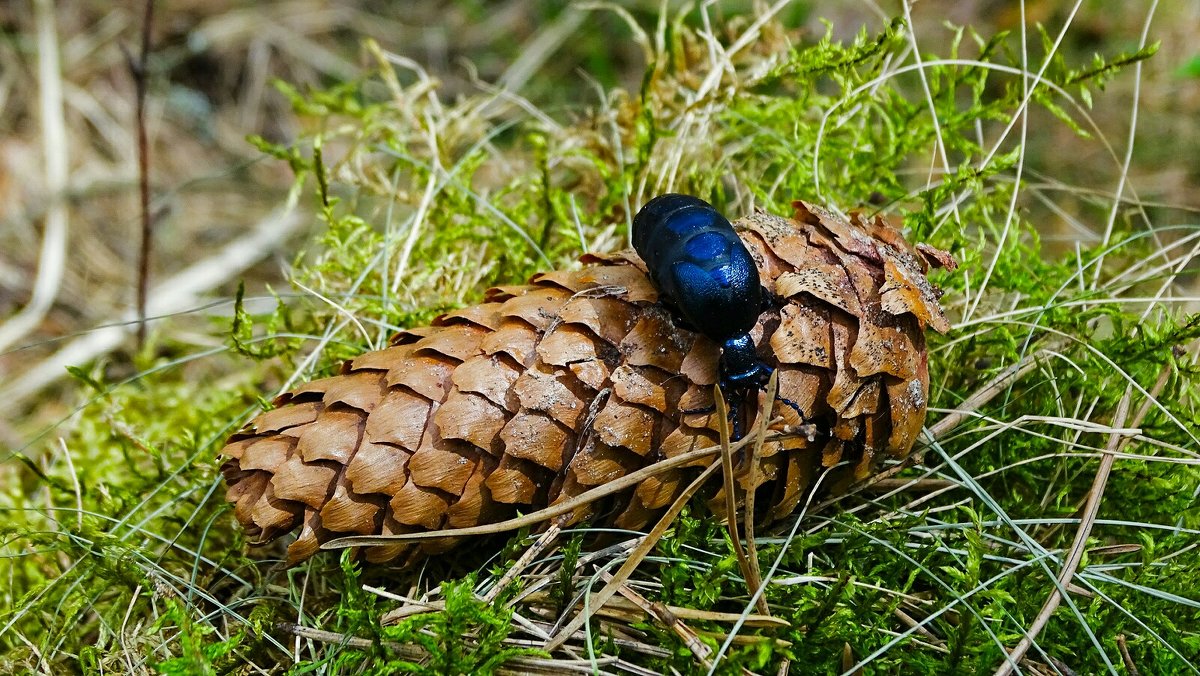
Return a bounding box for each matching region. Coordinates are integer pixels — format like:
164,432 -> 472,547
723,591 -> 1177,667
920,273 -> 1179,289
633,194 -> 792,437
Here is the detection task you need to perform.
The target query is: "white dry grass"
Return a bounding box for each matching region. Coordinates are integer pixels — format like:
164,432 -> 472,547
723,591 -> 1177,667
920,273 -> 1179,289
0,0 -> 70,355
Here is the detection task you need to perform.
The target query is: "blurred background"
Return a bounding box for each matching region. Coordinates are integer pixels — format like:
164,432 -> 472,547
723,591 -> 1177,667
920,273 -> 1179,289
3,3 -> 1199,672
1,0 -> 1197,431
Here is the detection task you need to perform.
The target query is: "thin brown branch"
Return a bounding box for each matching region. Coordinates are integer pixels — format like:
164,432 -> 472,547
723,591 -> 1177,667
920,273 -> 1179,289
1116,634 -> 1140,676
132,0 -> 155,348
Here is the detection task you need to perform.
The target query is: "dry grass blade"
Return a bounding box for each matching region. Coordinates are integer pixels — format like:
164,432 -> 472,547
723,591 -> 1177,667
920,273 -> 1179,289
279,621 -> 412,653
323,443 -> 737,548
378,595 -> 444,626
714,383 -> 757,614
543,459 -> 721,652
479,521 -> 564,605
0,0 -> 69,355
996,359 -> 1173,675
742,370 -> 780,616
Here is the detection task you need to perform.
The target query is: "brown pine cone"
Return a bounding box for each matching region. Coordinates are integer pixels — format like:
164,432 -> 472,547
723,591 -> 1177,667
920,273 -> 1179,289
219,200 -> 955,565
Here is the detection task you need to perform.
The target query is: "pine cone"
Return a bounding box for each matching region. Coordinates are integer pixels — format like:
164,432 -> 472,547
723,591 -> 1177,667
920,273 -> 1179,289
220,200 -> 954,565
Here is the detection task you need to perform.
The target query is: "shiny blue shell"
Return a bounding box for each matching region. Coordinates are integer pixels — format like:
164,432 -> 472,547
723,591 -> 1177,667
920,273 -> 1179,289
632,194 -> 762,342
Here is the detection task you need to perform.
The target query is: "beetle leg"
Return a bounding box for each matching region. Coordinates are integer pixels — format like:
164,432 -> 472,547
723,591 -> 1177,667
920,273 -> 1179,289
659,299 -> 698,333
775,395 -> 807,422
760,286 -> 779,313
728,389 -> 746,441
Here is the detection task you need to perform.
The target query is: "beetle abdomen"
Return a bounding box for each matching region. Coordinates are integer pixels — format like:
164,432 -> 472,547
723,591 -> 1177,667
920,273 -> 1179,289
632,194 -> 762,340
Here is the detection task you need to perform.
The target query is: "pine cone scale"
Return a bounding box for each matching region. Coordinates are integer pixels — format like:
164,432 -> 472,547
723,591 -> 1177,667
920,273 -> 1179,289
345,441 -> 408,495
364,389 -> 430,449
451,355 -> 522,410
295,408 -> 361,464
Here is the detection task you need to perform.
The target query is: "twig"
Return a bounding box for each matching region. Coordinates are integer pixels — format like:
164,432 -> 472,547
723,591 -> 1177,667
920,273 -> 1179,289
996,359 -> 1172,675
0,208 -> 303,413
0,0 -> 69,355
130,0 -> 156,348
1116,634 -> 1140,676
